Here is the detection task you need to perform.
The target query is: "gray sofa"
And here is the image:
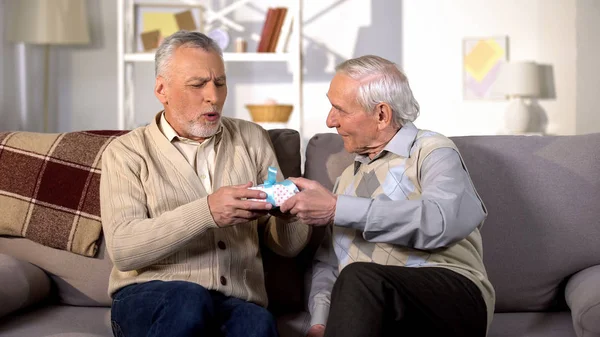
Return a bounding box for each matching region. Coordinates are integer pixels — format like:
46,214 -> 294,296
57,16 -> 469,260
1,129 -> 599,337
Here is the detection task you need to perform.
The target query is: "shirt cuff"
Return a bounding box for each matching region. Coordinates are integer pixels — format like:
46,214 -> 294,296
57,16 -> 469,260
334,195 -> 370,231
310,303 -> 330,327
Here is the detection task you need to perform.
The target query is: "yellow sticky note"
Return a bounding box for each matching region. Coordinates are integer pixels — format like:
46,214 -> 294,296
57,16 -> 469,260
143,12 -> 179,37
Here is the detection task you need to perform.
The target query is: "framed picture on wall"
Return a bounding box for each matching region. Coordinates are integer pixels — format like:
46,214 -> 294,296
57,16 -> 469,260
134,3 -> 204,52
462,36 -> 509,100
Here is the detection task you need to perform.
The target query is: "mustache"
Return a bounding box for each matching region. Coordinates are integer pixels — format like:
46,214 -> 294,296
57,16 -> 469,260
202,106 -> 220,114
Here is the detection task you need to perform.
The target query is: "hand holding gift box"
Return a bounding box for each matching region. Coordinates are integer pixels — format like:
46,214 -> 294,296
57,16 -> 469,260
250,166 -> 299,208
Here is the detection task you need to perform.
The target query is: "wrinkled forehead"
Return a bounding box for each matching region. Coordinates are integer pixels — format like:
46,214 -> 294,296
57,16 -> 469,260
169,46 -> 225,76
328,73 -> 360,101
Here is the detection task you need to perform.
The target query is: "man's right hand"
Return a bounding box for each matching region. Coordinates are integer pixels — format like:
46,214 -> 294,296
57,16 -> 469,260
306,324 -> 325,337
208,182 -> 273,227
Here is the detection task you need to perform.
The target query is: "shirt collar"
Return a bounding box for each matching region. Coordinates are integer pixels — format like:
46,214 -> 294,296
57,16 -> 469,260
159,112 -> 180,142
353,121 -> 418,172
382,121 -> 418,158
159,111 -> 222,144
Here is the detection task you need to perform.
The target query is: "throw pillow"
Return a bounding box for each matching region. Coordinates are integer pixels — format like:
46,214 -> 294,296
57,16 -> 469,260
0,254 -> 51,317
566,265 -> 600,337
0,130 -> 127,257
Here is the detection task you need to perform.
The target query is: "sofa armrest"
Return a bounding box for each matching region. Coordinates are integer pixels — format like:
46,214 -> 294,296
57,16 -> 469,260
0,254 -> 52,318
566,265 -> 600,337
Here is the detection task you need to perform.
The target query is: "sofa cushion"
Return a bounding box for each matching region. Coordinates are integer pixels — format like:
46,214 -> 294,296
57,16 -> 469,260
0,305 -> 112,337
565,265 -> 600,337
452,134 -> 600,312
0,130 -> 127,257
0,254 -> 51,318
0,304 -> 306,337
488,312 -> 576,337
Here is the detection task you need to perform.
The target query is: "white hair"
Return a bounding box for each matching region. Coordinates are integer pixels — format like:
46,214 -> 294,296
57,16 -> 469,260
154,30 -> 223,78
335,55 -> 420,126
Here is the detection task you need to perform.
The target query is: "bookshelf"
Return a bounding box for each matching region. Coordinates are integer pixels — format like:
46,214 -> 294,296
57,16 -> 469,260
116,0 -> 303,135
123,52 -> 295,63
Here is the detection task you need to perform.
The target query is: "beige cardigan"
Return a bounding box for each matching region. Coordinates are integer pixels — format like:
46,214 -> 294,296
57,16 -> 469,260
100,113 -> 310,307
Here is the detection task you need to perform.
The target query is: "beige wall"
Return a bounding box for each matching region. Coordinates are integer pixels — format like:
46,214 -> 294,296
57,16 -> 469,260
401,0 -> 577,136
0,0 -> 20,131
576,0 -> 600,135
2,0 -> 597,138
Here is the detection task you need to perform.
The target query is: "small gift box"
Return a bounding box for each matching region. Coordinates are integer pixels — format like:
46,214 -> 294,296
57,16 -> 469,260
250,167 -> 299,207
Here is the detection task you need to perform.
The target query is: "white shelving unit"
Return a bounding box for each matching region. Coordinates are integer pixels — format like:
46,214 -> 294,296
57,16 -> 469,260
116,0 -> 303,135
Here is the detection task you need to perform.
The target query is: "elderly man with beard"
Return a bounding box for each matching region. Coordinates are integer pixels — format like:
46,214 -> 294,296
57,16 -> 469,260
100,31 -> 310,337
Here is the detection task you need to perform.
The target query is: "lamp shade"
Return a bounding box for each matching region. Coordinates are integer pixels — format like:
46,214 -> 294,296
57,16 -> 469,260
6,0 -> 90,45
494,61 -> 542,98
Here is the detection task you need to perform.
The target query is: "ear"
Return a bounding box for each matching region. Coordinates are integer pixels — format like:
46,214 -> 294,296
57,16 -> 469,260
376,103 -> 394,130
154,76 -> 168,105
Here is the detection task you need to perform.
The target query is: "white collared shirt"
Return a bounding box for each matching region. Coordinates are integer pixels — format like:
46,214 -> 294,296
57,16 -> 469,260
158,112 -> 218,193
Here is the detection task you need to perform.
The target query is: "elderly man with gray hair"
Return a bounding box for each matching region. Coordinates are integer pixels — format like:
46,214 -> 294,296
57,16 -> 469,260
100,30 -> 310,337
280,55 -> 495,337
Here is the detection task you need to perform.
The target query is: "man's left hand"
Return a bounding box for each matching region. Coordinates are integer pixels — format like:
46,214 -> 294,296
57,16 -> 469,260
280,177 -> 336,226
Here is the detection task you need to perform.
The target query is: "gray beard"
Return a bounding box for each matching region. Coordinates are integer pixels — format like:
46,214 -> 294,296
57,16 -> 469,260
187,119 -> 221,138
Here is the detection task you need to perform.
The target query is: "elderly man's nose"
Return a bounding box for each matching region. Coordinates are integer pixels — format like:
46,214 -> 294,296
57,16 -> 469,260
326,109 -> 339,128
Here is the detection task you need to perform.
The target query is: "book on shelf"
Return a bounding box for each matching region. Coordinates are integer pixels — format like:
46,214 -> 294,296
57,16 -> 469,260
257,7 -> 290,53
275,10 -> 293,53
267,7 -> 287,52
257,8 -> 276,52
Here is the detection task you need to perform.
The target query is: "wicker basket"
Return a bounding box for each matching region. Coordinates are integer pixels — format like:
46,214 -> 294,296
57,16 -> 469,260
246,104 -> 293,123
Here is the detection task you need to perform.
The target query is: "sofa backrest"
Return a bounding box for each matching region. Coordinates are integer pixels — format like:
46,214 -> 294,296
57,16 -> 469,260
304,132 -> 600,313
302,132 -> 355,268
260,129 -> 306,314
304,133 -> 355,191
453,134 -> 600,311
0,128 -> 303,308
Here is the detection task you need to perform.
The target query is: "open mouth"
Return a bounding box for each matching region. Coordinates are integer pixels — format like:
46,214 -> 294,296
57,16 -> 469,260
203,112 -> 220,121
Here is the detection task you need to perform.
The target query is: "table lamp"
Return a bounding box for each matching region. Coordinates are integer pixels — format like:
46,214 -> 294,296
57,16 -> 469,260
6,0 -> 90,132
495,61 -> 542,134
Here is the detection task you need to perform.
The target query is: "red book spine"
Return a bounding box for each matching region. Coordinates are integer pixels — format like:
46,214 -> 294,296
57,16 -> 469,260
268,7 -> 288,52
257,8 -> 276,52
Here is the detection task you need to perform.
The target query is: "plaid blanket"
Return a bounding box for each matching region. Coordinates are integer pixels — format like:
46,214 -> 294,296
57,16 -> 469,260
0,130 -> 128,257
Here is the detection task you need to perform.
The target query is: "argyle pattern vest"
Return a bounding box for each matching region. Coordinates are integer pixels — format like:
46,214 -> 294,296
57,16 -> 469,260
333,130 -> 495,325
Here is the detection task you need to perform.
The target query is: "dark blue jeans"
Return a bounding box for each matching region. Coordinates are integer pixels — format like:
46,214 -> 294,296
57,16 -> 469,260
111,280 -> 278,337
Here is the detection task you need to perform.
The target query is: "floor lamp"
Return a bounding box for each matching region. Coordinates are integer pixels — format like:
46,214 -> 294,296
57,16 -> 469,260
6,0 -> 90,132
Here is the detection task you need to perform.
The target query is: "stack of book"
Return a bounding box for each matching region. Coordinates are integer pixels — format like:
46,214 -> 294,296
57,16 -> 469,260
257,7 -> 293,53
